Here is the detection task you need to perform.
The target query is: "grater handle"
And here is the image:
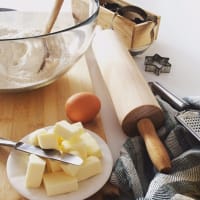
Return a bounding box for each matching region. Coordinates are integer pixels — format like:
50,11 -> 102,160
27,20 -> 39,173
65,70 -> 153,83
149,82 -> 190,111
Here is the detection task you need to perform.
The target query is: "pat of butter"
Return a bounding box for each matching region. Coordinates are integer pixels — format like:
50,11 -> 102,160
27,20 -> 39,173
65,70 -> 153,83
37,131 -> 58,149
28,128 -> 48,146
80,132 -> 102,158
60,163 -> 81,176
77,156 -> 102,182
25,154 -> 46,188
46,159 -> 62,172
43,172 -> 78,196
60,140 -> 72,153
54,120 -> 84,140
70,140 -> 88,160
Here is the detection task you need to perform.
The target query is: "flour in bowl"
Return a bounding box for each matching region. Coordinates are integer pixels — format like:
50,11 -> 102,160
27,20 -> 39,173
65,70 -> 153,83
0,26 -> 69,88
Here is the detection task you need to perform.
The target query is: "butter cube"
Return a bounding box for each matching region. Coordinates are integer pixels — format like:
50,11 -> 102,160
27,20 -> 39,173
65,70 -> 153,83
53,120 -> 84,140
60,140 -> 72,153
37,131 -> 58,149
80,132 -> 102,158
43,172 -> 78,196
68,150 -> 81,157
67,139 -> 87,160
60,163 -> 81,176
72,121 -> 84,129
28,128 -> 48,146
46,159 -> 62,172
69,122 -> 85,142
25,154 -> 46,188
77,156 -> 102,182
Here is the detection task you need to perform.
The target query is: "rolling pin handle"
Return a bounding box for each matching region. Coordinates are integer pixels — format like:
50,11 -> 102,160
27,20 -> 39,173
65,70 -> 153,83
137,118 -> 171,173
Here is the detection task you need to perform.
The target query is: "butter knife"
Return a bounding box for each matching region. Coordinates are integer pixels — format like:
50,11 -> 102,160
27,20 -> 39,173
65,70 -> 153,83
0,138 -> 83,165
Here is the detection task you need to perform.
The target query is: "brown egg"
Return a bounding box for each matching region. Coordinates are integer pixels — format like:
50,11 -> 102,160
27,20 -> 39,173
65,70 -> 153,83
65,92 -> 101,123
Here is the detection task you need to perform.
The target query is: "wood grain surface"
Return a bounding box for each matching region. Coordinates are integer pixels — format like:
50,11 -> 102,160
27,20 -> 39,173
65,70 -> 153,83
0,56 -> 106,200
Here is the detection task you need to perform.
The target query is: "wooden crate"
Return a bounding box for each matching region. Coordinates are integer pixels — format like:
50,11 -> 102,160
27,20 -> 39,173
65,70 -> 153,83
97,0 -> 161,52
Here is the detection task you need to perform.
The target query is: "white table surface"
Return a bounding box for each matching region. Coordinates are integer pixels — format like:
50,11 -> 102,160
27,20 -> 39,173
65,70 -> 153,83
127,0 -> 200,98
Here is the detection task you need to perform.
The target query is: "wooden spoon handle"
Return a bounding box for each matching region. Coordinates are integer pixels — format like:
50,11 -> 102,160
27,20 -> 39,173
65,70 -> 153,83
137,118 -> 171,173
44,0 -> 64,34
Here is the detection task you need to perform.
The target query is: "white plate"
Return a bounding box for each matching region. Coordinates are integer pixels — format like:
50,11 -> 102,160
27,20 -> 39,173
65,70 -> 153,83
6,129 -> 113,200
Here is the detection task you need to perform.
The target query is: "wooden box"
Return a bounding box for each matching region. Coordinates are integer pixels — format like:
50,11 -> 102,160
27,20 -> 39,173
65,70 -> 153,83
97,0 -> 161,54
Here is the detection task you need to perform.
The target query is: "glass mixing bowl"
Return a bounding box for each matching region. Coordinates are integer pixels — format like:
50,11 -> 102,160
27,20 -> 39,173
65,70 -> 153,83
0,0 -> 99,92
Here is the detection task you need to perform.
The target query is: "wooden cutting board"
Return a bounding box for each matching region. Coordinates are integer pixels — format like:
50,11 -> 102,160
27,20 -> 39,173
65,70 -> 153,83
0,56 -> 106,200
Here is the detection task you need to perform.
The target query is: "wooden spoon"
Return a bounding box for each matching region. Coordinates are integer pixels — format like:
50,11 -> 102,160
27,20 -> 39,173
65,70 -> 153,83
44,0 -> 64,34
38,0 -> 64,72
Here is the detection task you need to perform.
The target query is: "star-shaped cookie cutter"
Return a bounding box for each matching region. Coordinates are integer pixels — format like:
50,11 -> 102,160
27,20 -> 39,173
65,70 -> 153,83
144,54 -> 171,75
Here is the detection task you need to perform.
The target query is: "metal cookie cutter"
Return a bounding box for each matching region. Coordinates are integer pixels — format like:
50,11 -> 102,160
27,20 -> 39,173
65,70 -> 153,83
144,54 -> 171,75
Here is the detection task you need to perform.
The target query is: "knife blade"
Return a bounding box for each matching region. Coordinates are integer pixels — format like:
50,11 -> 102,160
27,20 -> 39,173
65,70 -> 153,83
0,137 -> 83,165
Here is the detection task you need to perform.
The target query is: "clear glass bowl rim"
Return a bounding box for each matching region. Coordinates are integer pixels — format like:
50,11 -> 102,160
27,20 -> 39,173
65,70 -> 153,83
0,0 -> 100,41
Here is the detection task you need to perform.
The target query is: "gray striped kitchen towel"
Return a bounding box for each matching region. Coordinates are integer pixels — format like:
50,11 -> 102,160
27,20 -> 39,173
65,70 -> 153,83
110,96 -> 200,200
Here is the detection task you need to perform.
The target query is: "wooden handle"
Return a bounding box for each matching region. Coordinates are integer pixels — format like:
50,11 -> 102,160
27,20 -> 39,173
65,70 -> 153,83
44,0 -> 64,34
137,118 -> 171,173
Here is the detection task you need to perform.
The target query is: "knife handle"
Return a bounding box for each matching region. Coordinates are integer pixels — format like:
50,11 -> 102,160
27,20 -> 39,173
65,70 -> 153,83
0,137 -> 16,147
137,118 -> 171,173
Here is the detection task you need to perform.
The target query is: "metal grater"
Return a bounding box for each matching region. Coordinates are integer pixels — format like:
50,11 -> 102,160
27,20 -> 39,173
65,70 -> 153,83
176,110 -> 200,141
149,82 -> 200,142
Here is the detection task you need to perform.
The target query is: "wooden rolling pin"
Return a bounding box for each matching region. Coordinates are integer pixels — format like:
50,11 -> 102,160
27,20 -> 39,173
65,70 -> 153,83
92,29 -> 171,173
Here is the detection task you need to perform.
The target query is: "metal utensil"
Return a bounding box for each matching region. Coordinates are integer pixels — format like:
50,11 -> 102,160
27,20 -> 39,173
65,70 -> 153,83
149,81 -> 190,111
175,110 -> 200,141
149,81 -> 200,141
0,137 -> 83,165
